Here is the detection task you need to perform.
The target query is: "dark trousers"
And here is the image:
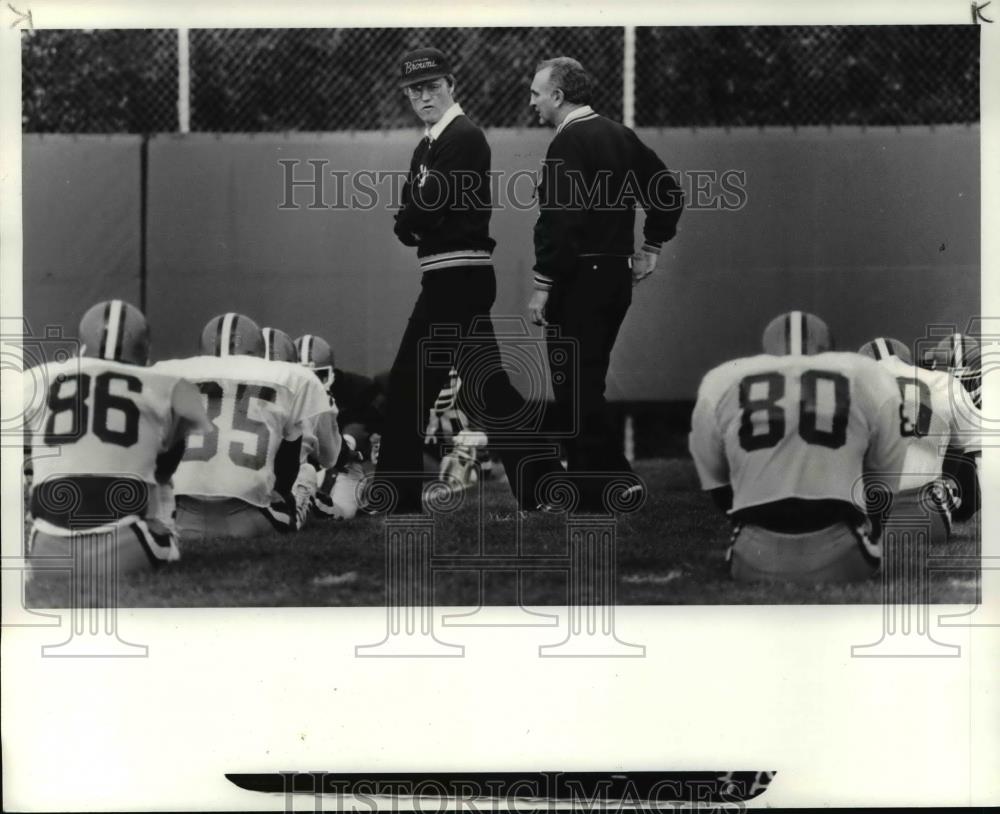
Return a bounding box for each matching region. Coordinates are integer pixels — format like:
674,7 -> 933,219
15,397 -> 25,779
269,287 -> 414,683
545,258 -> 633,510
376,265 -> 560,512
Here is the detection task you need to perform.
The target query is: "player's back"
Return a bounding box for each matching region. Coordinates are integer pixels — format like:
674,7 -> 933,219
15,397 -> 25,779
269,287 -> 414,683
27,356 -> 182,528
28,356 -> 179,485
877,355 -> 980,489
693,351 -> 903,512
153,355 -> 324,507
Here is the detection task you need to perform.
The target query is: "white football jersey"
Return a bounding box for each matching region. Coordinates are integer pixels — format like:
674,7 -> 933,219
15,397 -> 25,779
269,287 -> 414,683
154,355 -> 333,507
26,356 -> 185,485
689,352 -> 907,513
875,355 -> 982,489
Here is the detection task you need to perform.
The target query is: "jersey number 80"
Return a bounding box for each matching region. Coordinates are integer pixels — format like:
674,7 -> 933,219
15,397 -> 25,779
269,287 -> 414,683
738,370 -> 850,452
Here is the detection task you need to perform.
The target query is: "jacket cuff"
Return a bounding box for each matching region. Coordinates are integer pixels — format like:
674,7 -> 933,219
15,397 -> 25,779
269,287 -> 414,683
641,240 -> 662,254
533,273 -> 555,291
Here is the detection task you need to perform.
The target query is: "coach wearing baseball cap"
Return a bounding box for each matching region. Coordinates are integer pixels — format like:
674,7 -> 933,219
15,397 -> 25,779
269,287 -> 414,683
372,48 -> 560,514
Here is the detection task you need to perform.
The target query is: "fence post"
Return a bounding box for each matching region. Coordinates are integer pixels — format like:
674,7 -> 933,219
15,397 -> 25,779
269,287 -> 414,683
139,136 -> 148,313
623,26 -> 636,128
177,28 -> 190,134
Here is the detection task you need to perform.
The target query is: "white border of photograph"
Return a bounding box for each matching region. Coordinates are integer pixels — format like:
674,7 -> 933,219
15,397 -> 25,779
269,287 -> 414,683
2,0 -> 998,809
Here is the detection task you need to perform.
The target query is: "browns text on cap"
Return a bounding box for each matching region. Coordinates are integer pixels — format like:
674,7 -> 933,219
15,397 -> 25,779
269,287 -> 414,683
399,47 -> 452,87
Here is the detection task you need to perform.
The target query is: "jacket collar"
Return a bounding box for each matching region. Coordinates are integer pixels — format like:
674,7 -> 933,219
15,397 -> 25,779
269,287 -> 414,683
556,104 -> 597,134
426,103 -> 464,141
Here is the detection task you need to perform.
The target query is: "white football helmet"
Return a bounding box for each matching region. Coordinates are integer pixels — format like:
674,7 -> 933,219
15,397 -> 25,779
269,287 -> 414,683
858,337 -> 913,365
78,299 -> 150,365
762,310 -> 832,356
261,327 -> 296,362
200,312 -> 265,357
294,334 -> 335,388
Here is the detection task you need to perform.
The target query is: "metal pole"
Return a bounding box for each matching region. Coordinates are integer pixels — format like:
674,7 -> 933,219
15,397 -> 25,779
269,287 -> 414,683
624,412 -> 635,464
177,28 -> 190,133
139,136 -> 148,313
623,26 -> 636,128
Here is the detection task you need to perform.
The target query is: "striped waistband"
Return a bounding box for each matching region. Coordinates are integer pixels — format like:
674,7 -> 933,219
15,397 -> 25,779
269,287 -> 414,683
419,250 -> 493,271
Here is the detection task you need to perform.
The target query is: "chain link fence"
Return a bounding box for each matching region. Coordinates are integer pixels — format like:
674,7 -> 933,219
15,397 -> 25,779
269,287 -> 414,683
22,28 -> 178,132
189,27 -> 621,131
22,25 -> 979,133
636,25 -> 980,127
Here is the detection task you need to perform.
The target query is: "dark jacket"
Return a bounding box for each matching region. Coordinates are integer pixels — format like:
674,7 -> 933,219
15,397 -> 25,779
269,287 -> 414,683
533,111 -> 684,289
394,114 -> 497,259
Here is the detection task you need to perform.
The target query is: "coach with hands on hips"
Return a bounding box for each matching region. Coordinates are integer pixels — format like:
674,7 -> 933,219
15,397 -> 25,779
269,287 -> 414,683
373,48 -> 559,514
529,57 -> 684,512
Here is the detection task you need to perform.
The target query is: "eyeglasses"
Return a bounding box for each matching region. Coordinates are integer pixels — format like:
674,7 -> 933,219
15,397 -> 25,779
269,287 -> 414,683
404,80 -> 446,99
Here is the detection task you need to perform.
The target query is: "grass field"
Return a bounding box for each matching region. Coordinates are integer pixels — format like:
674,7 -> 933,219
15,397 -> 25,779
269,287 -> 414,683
26,459 -> 980,607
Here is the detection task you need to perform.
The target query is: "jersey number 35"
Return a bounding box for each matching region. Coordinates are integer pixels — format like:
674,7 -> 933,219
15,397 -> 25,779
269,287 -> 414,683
183,381 -> 276,470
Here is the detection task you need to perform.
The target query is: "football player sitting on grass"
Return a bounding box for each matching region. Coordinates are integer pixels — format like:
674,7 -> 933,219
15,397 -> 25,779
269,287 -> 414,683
858,336 -> 982,544
689,310 -> 908,583
154,314 -> 339,541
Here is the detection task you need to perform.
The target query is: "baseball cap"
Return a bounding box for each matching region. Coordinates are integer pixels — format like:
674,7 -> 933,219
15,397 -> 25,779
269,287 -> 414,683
399,47 -> 452,88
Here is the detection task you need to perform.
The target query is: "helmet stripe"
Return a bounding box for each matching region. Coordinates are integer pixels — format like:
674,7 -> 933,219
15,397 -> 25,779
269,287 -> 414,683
103,299 -> 124,361
114,300 -> 127,360
300,335 -> 312,365
214,315 -> 225,357
875,338 -> 892,360
263,328 -> 274,360
952,333 -> 964,368
229,315 -> 240,355
789,310 -> 803,355
99,301 -> 112,360
219,312 -> 237,357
